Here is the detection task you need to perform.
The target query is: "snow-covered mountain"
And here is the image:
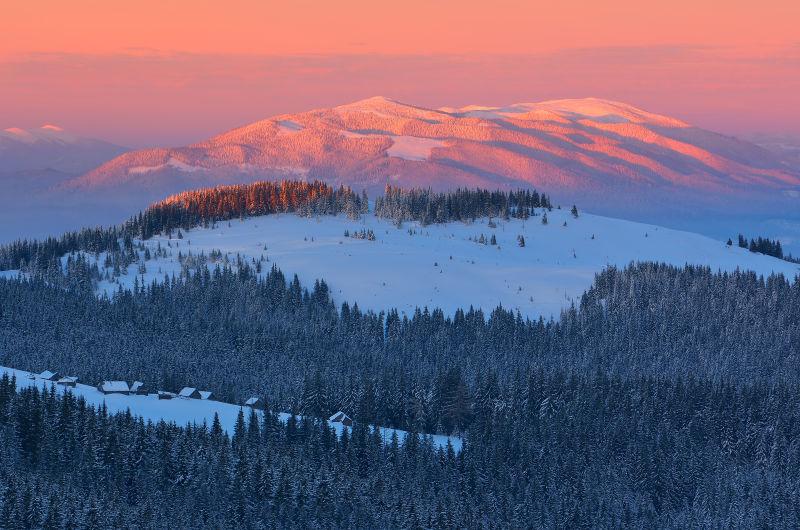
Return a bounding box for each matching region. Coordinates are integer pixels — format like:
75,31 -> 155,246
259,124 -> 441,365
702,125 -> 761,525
56,208 -> 798,320
0,125 -> 127,174
66,97 -> 799,205
0,126 -> 129,244
749,133 -> 800,169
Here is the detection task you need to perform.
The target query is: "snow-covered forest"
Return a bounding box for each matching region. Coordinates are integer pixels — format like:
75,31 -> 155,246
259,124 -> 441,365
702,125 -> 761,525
1,182 -> 800,527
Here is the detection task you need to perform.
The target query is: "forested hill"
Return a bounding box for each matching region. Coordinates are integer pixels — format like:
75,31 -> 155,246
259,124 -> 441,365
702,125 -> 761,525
0,180 -> 365,270
0,181 -> 553,271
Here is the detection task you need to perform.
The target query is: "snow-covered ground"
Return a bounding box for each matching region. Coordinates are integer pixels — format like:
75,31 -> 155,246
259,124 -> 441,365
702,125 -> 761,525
0,366 -> 462,452
386,136 -> 447,160
94,208 -> 800,319
0,270 -> 22,280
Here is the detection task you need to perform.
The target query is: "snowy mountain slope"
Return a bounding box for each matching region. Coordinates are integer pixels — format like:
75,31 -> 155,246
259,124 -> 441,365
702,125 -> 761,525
0,125 -> 127,174
0,366 -> 462,451
66,96 -> 799,204
83,208 -> 800,320
0,126 -> 130,245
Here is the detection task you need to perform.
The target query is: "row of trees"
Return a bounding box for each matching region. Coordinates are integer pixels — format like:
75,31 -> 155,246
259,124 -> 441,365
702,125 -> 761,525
735,233 -> 797,262
374,186 -> 553,225
0,182 -> 556,272
134,181 -> 368,239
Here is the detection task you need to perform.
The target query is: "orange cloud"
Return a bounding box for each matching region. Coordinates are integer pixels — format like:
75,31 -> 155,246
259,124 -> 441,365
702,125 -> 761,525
1,2 -> 798,146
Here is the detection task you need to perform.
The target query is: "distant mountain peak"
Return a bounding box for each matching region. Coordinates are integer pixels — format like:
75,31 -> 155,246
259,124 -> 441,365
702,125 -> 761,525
2,127 -> 36,143
2,125 -> 73,143
352,95 -> 397,104
339,95 -> 403,108
4,124 -> 68,138
0,126 -> 128,174
334,95 -> 445,120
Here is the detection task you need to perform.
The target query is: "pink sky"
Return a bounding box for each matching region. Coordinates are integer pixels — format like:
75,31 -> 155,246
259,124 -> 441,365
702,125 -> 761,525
2,1 -> 798,147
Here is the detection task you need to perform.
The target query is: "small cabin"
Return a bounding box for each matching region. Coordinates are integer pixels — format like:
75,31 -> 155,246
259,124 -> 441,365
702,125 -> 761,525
178,387 -> 201,399
329,411 -> 353,427
157,391 -> 176,400
244,397 -> 264,410
56,376 -> 78,387
98,381 -> 130,395
130,381 -> 148,395
97,381 -> 131,396
38,370 -> 60,381
199,390 -> 215,401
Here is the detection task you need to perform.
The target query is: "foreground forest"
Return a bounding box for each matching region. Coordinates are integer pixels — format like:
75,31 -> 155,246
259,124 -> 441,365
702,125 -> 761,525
2,356 -> 800,528
1,261 -> 800,527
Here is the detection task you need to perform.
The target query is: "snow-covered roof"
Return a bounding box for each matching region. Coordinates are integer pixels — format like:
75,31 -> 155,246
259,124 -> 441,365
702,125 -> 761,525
178,387 -> 198,397
99,381 -> 129,392
199,390 -> 214,400
57,376 -> 78,383
329,411 -> 351,422
130,381 -> 145,391
38,370 -> 59,380
244,397 -> 261,406
157,390 -> 176,397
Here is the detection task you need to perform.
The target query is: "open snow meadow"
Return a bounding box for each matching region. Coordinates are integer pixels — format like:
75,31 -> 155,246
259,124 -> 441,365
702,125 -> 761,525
76,208 -> 800,319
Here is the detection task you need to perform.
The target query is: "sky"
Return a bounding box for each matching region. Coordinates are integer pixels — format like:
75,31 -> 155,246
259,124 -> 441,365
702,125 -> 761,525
2,0 -> 799,147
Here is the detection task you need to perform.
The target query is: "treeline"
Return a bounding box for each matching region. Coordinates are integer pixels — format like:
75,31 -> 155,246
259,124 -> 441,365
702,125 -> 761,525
0,180 -> 366,271
737,233 -> 784,258
133,181 -> 368,239
0,227 -> 133,272
0,182 -> 558,272
2,262 -> 799,436
374,186 -> 553,225
3,368 -> 800,527
735,233 -> 798,263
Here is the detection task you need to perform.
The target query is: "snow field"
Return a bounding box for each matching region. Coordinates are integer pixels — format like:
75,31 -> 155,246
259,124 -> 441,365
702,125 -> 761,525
92,209 -> 800,319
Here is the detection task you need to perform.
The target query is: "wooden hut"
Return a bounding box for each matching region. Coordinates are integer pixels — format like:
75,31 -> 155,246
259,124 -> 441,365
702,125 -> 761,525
56,376 -> 78,387
244,397 -> 264,410
130,381 -> 148,395
178,387 -> 201,399
328,411 -> 354,427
